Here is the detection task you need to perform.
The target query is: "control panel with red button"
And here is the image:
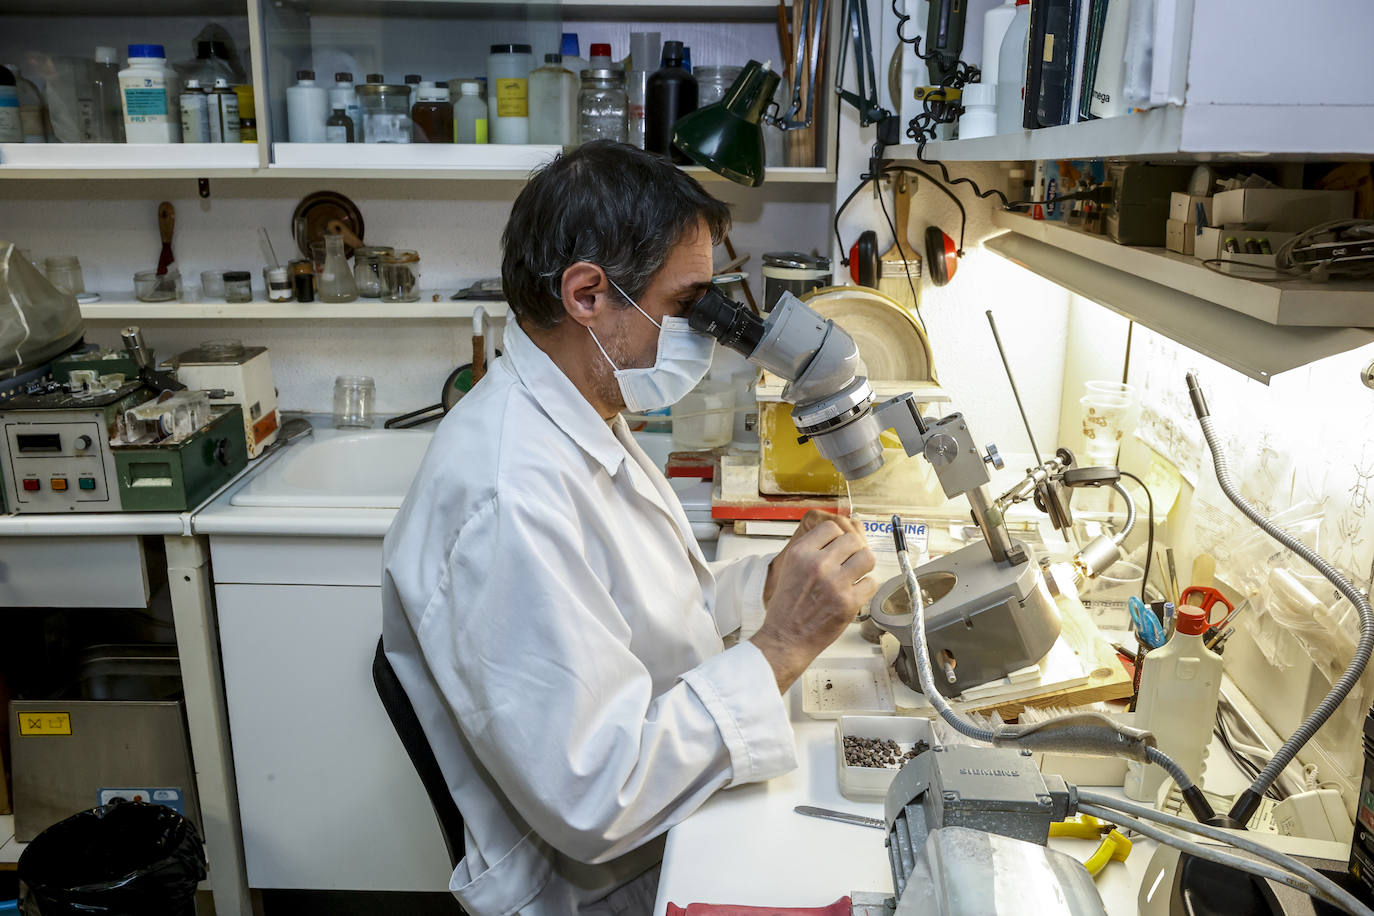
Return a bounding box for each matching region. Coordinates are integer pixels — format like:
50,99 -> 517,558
1,418 -> 114,511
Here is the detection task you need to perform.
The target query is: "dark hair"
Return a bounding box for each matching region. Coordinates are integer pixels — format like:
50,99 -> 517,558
501,141 -> 732,329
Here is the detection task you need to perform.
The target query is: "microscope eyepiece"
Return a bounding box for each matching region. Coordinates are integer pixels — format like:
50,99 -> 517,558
686,286 -> 765,357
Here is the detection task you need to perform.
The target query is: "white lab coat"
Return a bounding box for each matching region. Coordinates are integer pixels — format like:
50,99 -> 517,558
381,319 -> 797,915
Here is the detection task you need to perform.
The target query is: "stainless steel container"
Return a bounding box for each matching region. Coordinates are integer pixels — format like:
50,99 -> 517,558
761,251 -> 831,311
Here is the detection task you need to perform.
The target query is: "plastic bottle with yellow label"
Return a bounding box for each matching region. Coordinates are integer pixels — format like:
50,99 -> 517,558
487,43 -> 531,143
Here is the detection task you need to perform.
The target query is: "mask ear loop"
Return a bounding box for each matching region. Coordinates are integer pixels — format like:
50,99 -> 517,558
606,277 -> 661,330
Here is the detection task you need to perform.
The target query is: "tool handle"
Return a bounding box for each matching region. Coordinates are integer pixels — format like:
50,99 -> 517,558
472,334 -> 486,383
158,201 -> 175,243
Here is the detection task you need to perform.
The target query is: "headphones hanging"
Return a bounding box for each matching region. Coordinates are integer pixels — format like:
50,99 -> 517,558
835,161 -> 968,289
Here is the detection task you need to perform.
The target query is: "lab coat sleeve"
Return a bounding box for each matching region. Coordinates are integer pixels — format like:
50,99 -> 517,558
421,492 -> 796,866
707,552 -> 776,640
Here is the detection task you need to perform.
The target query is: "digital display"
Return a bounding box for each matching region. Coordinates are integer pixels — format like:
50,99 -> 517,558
16,433 -> 61,452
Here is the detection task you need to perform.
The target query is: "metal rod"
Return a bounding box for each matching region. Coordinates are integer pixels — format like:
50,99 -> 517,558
985,310 -> 1043,465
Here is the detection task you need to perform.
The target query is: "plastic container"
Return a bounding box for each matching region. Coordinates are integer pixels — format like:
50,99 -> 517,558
411,81 -> 453,143
10,66 -> 48,142
588,42 -> 617,71
179,80 -> 210,142
358,79 -> 411,144
957,82 -> 997,139
379,249 -> 421,302
645,41 -> 696,163
89,47 -> 126,142
995,0 -> 1031,135
529,55 -> 577,145
0,66 -> 23,142
43,256 -> 84,295
209,78 -> 239,142
671,379 -> 734,450
455,81 -> 487,143
1078,559 -> 1144,629
266,267 -> 292,302
330,72 -> 363,142
223,270 -> 252,303
835,715 -> 935,800
578,68 -> 628,144
981,0 -> 1018,88
625,32 -> 660,149
695,65 -> 742,106
487,44 -> 532,144
333,375 -> 375,428
286,69 -> 327,142
1124,605 -> 1223,802
559,33 -> 590,86
119,45 -> 179,142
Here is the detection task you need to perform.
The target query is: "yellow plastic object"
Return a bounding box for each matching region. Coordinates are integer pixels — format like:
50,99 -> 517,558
1049,814 -> 1110,839
1082,830 -> 1132,877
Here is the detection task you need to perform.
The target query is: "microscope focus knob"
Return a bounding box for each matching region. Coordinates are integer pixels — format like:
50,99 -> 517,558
983,443 -> 1004,470
924,433 -> 960,467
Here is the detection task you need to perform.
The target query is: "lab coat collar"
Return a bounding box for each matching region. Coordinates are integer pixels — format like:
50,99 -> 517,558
503,318 -> 627,476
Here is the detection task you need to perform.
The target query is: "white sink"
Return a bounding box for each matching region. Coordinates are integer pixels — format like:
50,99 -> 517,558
231,428 -> 433,509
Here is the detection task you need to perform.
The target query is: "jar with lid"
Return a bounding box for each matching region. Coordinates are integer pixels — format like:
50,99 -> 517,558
358,79 -> 411,144
352,245 -> 394,298
486,44 -> 532,144
578,68 -> 627,144
290,259 -> 315,302
379,249 -> 421,302
265,267 -> 292,302
223,270 -> 253,303
43,256 -> 84,296
695,65 -> 743,106
411,81 -> 453,143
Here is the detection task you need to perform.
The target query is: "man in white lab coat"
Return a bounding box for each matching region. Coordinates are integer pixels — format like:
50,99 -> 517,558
382,141 -> 877,915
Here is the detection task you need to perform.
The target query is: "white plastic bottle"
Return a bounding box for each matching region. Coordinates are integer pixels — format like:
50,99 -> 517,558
981,0 -> 1018,89
179,79 -> 210,142
559,33 -> 590,86
119,45 -> 180,142
330,72 -> 363,142
1124,605 -> 1224,803
995,0 -> 1031,135
455,81 -> 487,143
528,54 -> 577,145
286,69 -> 328,142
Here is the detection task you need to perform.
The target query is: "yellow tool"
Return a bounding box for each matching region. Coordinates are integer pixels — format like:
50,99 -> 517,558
1050,816 -> 1133,878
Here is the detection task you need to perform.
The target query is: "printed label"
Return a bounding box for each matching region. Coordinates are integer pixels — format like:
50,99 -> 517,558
0,107 -> 20,142
124,86 -> 169,121
20,106 -> 44,138
18,711 -> 71,736
99,787 -> 186,816
855,515 -> 930,562
326,124 -> 348,143
1043,34 -> 1055,63
495,78 -> 528,118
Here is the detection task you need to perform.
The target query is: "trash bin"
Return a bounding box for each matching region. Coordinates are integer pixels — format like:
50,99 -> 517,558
17,799 -> 207,916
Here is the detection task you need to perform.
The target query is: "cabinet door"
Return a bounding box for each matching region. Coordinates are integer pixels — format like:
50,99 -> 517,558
216,582 -> 452,891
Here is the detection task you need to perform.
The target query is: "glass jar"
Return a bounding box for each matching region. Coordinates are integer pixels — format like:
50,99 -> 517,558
223,270 -> 252,303
357,82 -> 412,144
695,65 -> 742,106
290,259 -> 315,302
333,375 -> 376,429
201,270 -> 225,299
43,255 -> 84,295
579,68 -> 627,144
265,266 -> 292,302
379,249 -> 421,302
352,245 -> 393,298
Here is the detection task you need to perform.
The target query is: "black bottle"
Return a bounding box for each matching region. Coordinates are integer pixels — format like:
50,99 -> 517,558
645,40 -> 697,164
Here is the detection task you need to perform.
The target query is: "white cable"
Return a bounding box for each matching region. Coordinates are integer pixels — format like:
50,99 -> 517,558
1079,792 -> 1373,916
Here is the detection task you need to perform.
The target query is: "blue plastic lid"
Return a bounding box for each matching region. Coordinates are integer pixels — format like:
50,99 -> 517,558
560,33 -> 580,57
128,43 -> 166,59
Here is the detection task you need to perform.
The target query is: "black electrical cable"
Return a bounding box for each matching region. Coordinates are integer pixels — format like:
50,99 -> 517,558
1118,470 -> 1153,604
1215,707 -> 1285,801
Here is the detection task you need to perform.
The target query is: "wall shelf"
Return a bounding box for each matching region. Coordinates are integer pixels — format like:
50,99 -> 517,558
982,226 -> 1374,384
0,143 -> 261,178
78,297 -> 508,321
890,104 -> 1374,163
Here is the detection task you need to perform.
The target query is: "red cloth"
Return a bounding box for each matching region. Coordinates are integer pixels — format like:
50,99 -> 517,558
666,897 -> 852,916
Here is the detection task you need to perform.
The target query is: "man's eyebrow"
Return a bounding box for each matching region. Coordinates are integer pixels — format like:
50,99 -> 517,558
671,279 -> 714,298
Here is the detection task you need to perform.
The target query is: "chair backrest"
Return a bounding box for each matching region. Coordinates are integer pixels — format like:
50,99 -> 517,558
372,636 -> 467,871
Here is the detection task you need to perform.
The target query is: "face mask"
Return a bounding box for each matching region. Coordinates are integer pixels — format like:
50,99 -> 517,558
588,278 -> 715,414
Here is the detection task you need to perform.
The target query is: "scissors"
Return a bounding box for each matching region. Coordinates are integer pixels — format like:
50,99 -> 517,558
1180,586 -> 1234,626
1129,596 -> 1166,650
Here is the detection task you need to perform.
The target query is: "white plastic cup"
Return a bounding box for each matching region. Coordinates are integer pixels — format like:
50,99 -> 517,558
671,380 -> 735,450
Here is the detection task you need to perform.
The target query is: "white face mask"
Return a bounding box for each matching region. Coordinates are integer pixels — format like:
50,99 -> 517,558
588,278 -> 715,414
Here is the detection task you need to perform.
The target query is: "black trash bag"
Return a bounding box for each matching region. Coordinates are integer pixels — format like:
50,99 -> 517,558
17,799 -> 207,916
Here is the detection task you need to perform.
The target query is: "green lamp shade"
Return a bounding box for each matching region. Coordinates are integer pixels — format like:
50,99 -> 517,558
672,60 -> 781,188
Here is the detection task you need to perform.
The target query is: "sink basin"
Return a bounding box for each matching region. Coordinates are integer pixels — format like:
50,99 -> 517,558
231,429 -> 433,509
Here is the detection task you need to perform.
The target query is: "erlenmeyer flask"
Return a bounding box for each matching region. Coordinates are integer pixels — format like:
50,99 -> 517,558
317,233 -> 358,303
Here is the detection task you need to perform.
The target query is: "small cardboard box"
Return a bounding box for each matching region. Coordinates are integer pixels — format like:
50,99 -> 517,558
1212,188 -> 1354,230
1169,192 -> 1213,225
1194,226 -> 1297,261
1166,218 -> 1199,255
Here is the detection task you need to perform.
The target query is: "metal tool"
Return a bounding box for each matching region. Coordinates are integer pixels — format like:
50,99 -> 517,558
794,805 -> 885,830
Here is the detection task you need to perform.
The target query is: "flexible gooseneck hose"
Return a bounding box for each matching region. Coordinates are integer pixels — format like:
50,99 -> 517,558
1110,481 -> 1136,544
1187,372 -> 1374,825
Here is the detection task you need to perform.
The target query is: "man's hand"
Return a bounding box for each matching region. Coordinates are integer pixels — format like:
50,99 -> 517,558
753,511 -> 878,692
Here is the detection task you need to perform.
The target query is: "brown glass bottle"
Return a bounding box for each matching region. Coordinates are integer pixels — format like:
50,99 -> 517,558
411,81 -> 454,143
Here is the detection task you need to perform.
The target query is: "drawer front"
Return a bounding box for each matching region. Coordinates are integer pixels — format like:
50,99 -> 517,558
0,536 -> 148,608
209,536 -> 383,586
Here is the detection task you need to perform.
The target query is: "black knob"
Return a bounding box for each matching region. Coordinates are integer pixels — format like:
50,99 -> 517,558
76,435 -> 93,450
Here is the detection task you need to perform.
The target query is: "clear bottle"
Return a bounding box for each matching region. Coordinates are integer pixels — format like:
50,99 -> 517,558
411,81 -> 453,143
10,66 -> 48,143
578,68 -> 627,145
645,41 -> 696,162
317,234 -> 358,303
455,81 -> 487,143
996,0 -> 1032,134
209,78 -> 240,142
286,70 -> 328,142
625,31 -> 661,149
119,46 -> 180,142
179,79 -> 210,142
326,108 -> 354,143
92,47 -> 126,142
0,66 -> 21,143
528,55 -> 577,145
486,43 -> 532,144
1124,605 -> 1224,803
330,72 -> 363,142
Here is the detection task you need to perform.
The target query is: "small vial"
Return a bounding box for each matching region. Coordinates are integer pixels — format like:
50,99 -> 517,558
326,107 -> 354,143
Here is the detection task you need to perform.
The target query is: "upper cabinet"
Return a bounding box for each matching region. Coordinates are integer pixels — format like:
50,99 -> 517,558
891,0 -> 1374,162
0,0 -> 836,181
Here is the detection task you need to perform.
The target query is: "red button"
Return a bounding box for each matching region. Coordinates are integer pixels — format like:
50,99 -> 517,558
22,479 -> 40,491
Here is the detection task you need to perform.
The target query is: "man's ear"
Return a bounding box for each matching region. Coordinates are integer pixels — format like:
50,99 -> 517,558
560,262 -> 612,328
